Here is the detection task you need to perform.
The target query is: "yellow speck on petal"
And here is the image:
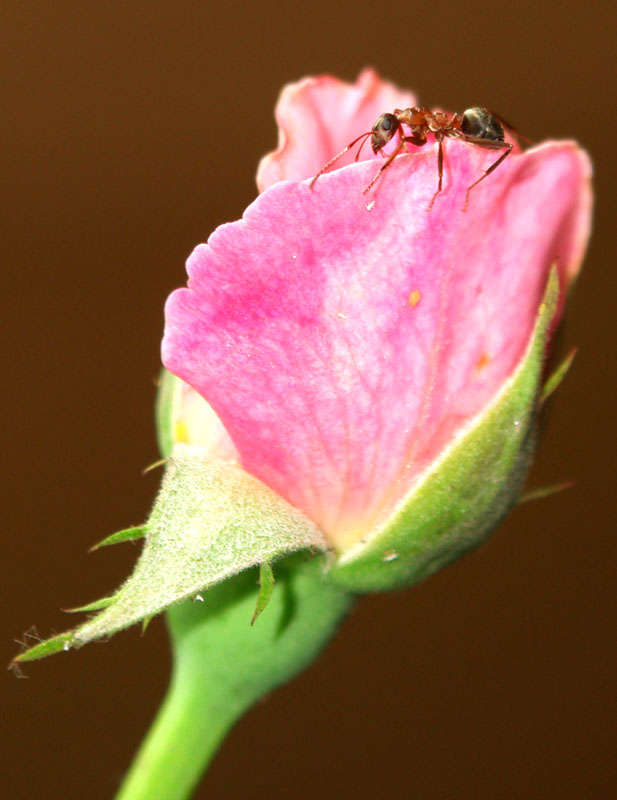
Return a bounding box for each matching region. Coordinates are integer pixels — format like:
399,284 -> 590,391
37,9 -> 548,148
175,420 -> 190,443
408,289 -> 421,307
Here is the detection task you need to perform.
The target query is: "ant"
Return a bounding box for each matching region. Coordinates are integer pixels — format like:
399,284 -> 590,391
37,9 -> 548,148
310,107 -> 527,211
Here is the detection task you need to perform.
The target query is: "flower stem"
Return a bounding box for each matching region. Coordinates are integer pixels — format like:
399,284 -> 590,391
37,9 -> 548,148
114,659 -> 239,800
115,555 -> 354,800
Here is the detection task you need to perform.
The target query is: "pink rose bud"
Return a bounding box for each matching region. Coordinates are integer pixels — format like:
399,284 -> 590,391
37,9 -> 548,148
162,70 -> 592,591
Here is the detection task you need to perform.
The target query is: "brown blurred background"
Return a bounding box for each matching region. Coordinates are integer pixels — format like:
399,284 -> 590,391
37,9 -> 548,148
3,1 -> 615,798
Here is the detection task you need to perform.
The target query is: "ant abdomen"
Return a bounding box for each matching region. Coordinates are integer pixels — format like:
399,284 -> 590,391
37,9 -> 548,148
460,108 -> 505,142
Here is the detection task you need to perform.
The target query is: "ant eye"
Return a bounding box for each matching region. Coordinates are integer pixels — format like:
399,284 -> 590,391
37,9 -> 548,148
461,108 -> 504,141
374,113 -> 397,133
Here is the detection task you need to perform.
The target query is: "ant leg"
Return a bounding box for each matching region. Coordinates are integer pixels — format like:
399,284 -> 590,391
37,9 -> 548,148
462,139 -> 513,211
363,132 -> 426,194
427,138 -> 444,211
362,138 -> 407,194
310,131 -> 372,189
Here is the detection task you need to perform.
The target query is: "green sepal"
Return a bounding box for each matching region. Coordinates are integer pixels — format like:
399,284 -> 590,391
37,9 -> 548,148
14,445 -> 327,662
63,596 -> 117,614
251,562 -> 275,625
155,368 -> 180,459
518,481 -> 574,505
89,525 -> 147,551
330,268 -> 560,592
541,347 -> 577,404
14,632 -> 74,663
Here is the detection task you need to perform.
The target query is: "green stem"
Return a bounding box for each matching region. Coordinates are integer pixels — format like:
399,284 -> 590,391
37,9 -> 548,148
115,659 -> 239,800
115,554 -> 354,800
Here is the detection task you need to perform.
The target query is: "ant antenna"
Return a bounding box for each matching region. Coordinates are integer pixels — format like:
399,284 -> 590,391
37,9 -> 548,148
354,132 -> 372,163
309,130 -> 373,189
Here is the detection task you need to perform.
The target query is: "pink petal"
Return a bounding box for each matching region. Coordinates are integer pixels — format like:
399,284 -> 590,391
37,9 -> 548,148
163,140 -> 591,546
172,69 -> 415,447
256,69 -> 416,191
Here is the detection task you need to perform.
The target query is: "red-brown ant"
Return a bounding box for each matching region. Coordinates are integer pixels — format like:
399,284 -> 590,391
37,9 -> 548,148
310,106 -> 525,211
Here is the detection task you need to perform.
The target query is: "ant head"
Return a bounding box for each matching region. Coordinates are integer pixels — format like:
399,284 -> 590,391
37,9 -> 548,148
460,108 -> 505,142
370,113 -> 399,153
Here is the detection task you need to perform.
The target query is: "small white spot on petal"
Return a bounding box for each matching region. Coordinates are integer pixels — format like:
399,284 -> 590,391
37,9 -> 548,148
366,200 -> 376,211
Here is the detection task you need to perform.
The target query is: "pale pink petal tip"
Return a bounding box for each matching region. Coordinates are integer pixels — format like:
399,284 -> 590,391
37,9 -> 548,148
256,68 -> 417,190
164,120 -> 591,547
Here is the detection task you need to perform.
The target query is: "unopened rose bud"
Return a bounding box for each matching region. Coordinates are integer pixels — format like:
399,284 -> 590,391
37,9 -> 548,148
164,71 -> 591,591
15,71 -> 591,662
